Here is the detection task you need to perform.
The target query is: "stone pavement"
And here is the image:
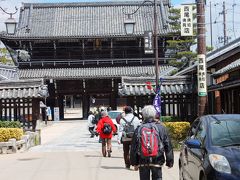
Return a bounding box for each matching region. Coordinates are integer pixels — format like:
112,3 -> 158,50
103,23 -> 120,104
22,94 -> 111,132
0,120 -> 179,180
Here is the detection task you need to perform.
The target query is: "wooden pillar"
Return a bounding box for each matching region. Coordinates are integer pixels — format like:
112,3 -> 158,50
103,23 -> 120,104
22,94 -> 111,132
110,79 -> 117,110
82,79 -> 89,119
59,95 -> 64,120
32,98 -> 40,131
231,90 -> 234,113
127,96 -> 134,109
53,41 -> 57,59
215,90 -> 221,113
110,39 -> 113,58
82,40 -> 85,59
139,38 -> 143,59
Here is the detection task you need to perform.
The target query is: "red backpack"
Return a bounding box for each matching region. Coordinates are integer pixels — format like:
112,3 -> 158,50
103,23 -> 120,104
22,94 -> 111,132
138,122 -> 164,159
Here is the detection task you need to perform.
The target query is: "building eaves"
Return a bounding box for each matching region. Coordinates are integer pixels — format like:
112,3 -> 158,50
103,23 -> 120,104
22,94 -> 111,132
212,58 -> 240,77
19,65 -> 177,80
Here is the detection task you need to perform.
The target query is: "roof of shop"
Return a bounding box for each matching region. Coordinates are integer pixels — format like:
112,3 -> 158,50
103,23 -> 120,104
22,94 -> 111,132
0,79 -> 48,99
119,75 -> 193,96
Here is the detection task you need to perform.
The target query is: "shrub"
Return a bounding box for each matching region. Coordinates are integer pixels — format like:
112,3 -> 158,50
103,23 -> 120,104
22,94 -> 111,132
161,116 -> 180,122
0,128 -> 23,142
0,121 -> 21,128
164,122 -> 190,141
163,122 -> 190,149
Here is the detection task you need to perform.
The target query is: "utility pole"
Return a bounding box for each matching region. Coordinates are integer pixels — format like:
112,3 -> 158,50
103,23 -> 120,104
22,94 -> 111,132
210,1 -> 213,48
197,0 -> 208,116
223,1 -> 227,45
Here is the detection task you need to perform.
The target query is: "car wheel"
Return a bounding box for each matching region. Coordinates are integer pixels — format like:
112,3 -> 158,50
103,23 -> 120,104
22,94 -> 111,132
179,164 -> 185,180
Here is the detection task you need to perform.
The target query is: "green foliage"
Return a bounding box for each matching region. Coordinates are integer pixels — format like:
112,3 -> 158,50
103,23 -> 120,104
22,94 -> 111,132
161,116 -> 180,122
0,121 -> 22,128
168,60 -> 184,68
176,51 -> 197,60
0,47 -> 13,65
169,69 -> 179,75
0,128 -> 23,142
207,46 -> 214,52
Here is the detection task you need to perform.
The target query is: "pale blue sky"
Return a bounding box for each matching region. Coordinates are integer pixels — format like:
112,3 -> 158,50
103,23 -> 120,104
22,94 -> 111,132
0,0 -> 240,49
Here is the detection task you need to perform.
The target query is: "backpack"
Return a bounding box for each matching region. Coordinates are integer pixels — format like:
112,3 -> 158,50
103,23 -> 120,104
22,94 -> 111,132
102,122 -> 112,134
137,122 -> 164,160
122,116 -> 135,138
91,116 -> 98,124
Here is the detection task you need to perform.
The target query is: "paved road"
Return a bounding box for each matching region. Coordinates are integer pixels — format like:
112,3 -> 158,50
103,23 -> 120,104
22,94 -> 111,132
0,120 -> 179,180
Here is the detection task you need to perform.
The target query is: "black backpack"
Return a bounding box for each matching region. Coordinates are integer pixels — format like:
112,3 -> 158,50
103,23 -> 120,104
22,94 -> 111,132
122,116 -> 135,138
92,116 -> 98,124
102,123 -> 112,134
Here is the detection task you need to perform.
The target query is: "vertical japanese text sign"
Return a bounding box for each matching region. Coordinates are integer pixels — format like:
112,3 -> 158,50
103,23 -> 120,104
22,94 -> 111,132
181,4 -> 193,36
144,31 -> 154,54
197,54 -> 207,96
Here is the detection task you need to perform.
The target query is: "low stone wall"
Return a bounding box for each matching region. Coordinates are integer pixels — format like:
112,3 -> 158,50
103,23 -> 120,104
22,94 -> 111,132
0,129 -> 41,154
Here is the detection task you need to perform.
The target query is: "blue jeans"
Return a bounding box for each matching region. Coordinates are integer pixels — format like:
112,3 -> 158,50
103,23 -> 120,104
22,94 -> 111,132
139,166 -> 162,180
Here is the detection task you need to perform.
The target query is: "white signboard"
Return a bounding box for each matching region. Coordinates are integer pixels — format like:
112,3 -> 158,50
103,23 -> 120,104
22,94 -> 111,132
181,5 -> 193,36
197,54 -> 207,96
54,107 -> 60,121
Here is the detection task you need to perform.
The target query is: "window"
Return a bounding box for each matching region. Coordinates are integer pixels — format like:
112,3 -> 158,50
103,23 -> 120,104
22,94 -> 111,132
195,122 -> 206,142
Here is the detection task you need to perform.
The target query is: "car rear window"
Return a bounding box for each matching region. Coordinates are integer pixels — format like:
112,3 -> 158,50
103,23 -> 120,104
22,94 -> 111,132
210,119 -> 240,146
108,111 -> 121,119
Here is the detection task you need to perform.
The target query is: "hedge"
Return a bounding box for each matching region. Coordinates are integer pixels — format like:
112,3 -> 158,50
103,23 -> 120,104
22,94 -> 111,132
0,128 -> 24,142
0,121 -> 21,128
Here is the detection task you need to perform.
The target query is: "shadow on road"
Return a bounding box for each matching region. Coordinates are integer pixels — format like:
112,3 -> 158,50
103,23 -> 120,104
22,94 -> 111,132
85,154 -> 123,159
101,166 -> 126,170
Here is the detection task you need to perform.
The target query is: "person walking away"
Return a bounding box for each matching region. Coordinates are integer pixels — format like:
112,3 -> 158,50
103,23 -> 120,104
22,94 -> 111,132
130,105 -> 174,180
87,111 -> 96,138
118,106 -> 141,169
97,110 -> 116,157
97,106 -> 106,143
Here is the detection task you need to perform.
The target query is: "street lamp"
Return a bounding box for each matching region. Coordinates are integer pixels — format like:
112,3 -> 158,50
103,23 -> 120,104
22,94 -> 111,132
0,7 -> 18,35
123,0 -> 160,94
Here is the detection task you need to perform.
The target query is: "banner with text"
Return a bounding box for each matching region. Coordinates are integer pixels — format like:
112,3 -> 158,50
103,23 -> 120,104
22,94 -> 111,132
181,4 -> 193,36
197,54 -> 207,96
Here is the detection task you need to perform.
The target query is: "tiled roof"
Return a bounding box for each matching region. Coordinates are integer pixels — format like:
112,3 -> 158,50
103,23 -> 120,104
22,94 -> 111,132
119,75 -> 193,96
3,1 -> 172,39
0,64 -> 19,80
213,59 -> 240,77
0,79 -> 48,99
19,65 -> 177,79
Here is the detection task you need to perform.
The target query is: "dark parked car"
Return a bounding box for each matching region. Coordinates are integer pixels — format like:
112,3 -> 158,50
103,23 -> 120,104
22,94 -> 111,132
179,114 -> 240,180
